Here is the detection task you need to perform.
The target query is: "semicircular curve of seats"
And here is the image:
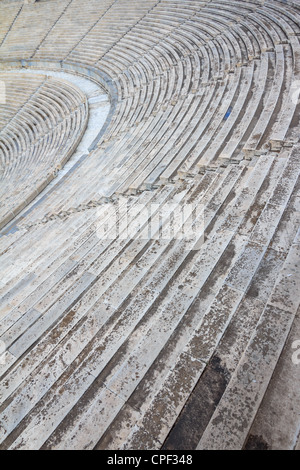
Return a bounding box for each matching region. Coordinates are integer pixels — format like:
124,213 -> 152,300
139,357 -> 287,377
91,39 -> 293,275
0,71 -> 88,230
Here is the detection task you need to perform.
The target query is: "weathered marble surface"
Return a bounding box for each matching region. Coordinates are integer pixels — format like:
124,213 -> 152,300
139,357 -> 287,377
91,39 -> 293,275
0,0 -> 299,451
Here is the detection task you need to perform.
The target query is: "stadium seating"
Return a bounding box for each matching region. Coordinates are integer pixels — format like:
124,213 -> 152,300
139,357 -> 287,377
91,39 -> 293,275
0,0 -> 299,451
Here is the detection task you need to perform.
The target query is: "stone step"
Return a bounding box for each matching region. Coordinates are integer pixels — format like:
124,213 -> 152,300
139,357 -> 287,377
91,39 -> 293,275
9,228 -> 238,450
0,165 -> 244,447
159,73 -> 238,182
196,63 -> 255,168
1,0 -> 300,451
219,52 -> 270,161
244,303 -> 300,450
243,44 -> 285,157
0,159 -> 270,448
93,153 -> 294,449
0,188 -> 170,325
197,235 -> 300,450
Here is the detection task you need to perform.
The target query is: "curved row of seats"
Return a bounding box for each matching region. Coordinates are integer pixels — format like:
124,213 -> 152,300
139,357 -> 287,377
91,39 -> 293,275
33,0 -> 115,61
35,0 -> 159,64
0,73 -> 46,129
0,72 -> 88,230
0,0 -> 71,60
0,0 -> 299,451
0,1 -> 23,48
0,144 -> 299,450
71,0 -> 298,196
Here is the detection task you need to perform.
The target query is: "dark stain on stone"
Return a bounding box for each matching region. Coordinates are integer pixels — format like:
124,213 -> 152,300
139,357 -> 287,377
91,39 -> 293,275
244,434 -> 271,450
205,188 -> 238,238
162,356 -> 230,450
